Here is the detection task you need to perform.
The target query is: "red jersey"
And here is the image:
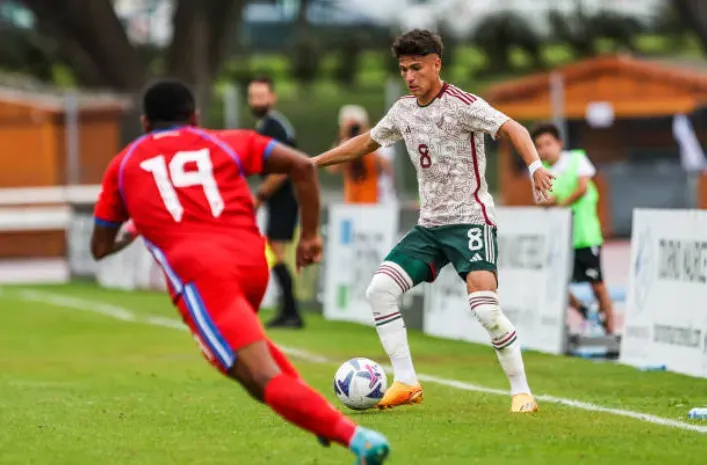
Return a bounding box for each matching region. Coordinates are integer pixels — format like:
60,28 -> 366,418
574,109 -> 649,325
94,126 -> 277,296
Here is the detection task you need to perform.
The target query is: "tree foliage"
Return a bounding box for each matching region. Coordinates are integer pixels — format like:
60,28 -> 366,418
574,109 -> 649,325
473,12 -> 543,74
20,0 -> 245,107
672,0 -> 707,53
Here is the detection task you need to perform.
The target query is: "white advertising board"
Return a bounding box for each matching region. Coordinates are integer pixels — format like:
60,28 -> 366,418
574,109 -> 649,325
95,208 -> 274,297
323,204 -> 400,325
621,209 -> 707,378
423,207 -> 573,354
96,239 -> 166,292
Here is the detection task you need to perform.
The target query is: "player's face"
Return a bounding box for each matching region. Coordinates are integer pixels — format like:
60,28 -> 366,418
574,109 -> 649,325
533,133 -> 563,163
398,54 -> 442,98
248,82 -> 275,118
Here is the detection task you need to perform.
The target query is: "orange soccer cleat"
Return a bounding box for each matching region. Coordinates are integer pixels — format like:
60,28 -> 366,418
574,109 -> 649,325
376,381 -> 424,410
511,393 -> 539,413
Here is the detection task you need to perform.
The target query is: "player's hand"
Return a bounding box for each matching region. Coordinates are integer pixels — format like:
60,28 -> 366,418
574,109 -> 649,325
532,167 -> 555,203
252,196 -> 262,210
296,234 -> 323,273
538,196 -> 557,208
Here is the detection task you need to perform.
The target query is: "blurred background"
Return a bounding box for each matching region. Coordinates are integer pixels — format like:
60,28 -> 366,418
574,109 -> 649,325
0,0 -> 706,290
2,5 -> 707,458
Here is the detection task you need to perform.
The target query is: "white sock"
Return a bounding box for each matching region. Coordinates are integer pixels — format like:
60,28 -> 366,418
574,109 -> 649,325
469,291 -> 531,396
366,262 -> 418,386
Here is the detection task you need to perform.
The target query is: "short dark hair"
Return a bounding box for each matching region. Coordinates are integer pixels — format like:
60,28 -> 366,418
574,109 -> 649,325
250,75 -> 274,91
142,79 -> 195,124
530,122 -> 562,142
392,29 -> 444,60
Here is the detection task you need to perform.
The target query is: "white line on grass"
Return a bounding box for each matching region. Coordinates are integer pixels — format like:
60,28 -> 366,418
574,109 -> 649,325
9,288 -> 707,435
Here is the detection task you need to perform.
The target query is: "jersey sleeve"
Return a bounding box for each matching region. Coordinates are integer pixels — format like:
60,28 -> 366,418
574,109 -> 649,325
460,98 -> 510,139
217,129 -> 277,176
577,153 -> 597,177
370,104 -> 403,147
94,155 -> 129,227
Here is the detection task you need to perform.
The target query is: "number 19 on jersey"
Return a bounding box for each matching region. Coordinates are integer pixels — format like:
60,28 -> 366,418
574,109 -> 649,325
140,148 -> 225,222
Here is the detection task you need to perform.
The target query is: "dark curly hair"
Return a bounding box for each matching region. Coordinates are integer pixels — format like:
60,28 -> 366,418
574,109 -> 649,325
142,79 -> 195,125
392,29 -> 444,60
529,122 -> 562,143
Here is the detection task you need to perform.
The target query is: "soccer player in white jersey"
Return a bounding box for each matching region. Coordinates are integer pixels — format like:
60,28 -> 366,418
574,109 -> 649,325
313,29 -> 554,412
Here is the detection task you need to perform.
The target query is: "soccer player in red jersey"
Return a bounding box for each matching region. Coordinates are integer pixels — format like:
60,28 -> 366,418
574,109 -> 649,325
90,80 -> 390,464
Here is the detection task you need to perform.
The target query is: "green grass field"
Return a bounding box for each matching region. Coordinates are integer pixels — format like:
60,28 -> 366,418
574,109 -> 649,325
1,283 -> 706,464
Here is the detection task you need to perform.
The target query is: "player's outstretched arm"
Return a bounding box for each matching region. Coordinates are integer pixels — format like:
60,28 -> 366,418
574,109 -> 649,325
264,144 -> 322,270
311,132 -> 381,168
498,120 -> 555,202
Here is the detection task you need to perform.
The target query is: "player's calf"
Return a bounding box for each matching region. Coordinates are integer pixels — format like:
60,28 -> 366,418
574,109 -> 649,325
228,340 -> 282,401
232,340 -> 391,458
366,264 -> 418,387
590,280 -> 616,334
467,283 -> 535,410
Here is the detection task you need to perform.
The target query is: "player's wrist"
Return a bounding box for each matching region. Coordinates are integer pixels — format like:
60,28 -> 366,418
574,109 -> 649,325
300,230 -> 319,240
528,160 -> 542,176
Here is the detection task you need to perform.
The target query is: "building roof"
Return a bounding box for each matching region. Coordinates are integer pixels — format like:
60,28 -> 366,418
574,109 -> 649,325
483,54 -> 707,120
0,72 -> 132,113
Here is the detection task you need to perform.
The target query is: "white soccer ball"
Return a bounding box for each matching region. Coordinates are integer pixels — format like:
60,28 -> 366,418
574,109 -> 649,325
333,357 -> 387,410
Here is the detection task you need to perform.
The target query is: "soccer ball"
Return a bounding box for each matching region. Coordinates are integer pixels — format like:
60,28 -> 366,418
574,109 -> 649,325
333,357 -> 387,410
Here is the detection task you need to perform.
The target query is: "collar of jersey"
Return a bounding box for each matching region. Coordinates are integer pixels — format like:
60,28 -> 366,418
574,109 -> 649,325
151,125 -> 187,134
416,81 -> 449,108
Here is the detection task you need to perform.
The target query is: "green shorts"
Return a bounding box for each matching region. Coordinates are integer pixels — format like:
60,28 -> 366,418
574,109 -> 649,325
386,224 -> 498,286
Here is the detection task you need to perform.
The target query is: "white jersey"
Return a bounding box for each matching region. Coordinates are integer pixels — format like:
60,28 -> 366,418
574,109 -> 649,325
370,82 -> 509,227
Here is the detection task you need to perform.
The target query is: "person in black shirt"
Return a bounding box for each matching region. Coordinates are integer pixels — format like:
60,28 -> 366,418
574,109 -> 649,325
248,76 -> 304,329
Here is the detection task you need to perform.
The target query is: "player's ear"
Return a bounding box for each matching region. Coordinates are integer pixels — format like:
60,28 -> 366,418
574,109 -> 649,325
189,111 -> 199,127
140,115 -> 151,133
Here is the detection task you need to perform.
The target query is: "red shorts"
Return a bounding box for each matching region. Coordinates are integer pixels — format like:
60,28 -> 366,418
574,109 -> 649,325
175,265 -> 269,375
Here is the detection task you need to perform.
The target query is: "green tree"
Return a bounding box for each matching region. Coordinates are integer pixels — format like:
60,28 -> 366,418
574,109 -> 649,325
334,38 -> 363,88
20,0 -> 245,116
673,0 -> 707,53
548,8 -> 596,58
474,12 -> 543,74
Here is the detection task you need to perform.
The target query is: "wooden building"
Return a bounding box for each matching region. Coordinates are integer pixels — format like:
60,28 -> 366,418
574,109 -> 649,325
0,86 -> 129,188
0,83 -> 130,260
484,54 -> 707,237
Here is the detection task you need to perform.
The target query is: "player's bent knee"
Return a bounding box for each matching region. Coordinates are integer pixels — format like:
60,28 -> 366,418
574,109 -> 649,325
468,291 -> 502,329
365,274 -> 402,307
366,263 -> 412,303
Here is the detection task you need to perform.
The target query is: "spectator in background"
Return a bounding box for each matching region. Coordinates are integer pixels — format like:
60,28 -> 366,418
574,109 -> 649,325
328,105 -> 393,204
377,144 -> 398,204
248,76 -> 303,329
531,123 -> 616,335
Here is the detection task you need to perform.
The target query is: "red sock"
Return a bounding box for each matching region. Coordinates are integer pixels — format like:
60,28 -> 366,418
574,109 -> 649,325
267,340 -> 301,380
264,373 -> 357,447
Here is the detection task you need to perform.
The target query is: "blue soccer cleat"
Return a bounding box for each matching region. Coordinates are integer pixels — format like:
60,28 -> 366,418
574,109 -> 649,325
349,427 -> 390,465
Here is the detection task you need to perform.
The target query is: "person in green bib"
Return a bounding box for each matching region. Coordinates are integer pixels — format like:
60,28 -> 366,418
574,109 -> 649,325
530,123 -> 615,334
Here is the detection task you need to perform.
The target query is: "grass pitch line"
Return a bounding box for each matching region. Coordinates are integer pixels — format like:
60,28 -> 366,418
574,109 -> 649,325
12,288 -> 707,435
